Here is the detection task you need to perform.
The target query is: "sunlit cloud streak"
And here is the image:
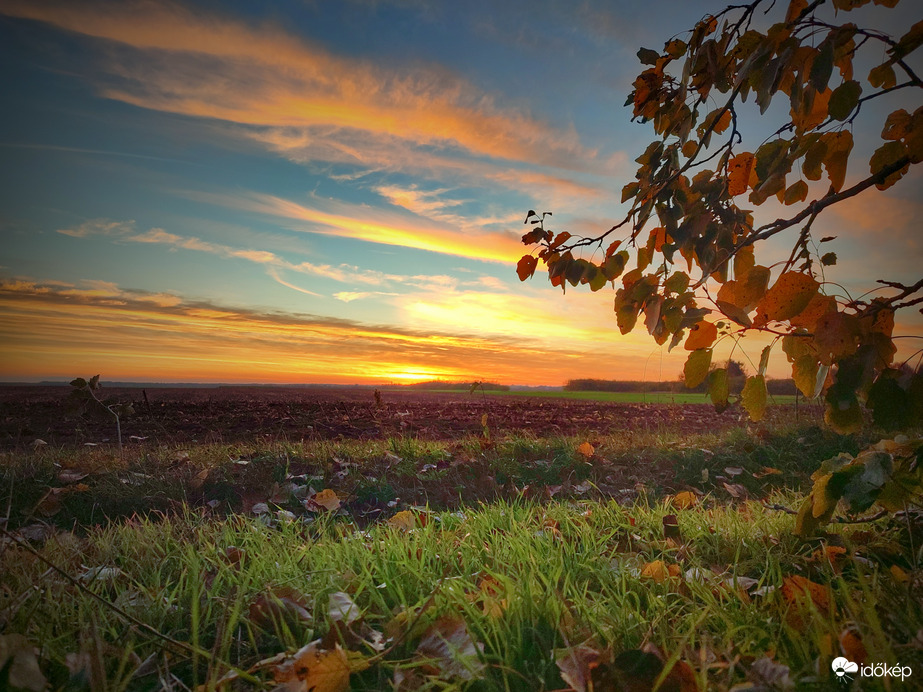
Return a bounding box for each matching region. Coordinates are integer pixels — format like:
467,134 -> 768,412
0,0 -> 606,182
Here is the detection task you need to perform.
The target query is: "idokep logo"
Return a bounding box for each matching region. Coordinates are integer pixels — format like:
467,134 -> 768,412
831,657 -> 913,683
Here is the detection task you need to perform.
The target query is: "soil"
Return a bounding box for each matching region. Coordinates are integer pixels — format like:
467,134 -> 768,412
0,385 -> 819,450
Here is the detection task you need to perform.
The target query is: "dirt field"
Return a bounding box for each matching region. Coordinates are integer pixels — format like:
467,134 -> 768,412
0,385 -> 821,449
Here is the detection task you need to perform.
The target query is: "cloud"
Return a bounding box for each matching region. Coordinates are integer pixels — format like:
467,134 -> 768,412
0,276 -> 638,384
184,190 -> 527,264
0,0 -> 602,176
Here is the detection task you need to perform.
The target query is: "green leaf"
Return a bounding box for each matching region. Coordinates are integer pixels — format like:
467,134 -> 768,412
810,40 -> 834,92
828,80 -> 861,120
741,375 -> 768,421
758,345 -> 772,377
709,368 -> 730,413
683,349 -> 712,389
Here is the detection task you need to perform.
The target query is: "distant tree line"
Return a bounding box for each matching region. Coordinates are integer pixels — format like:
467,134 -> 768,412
398,381 -> 510,391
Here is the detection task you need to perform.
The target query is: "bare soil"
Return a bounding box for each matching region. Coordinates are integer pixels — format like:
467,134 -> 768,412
0,385 -> 819,449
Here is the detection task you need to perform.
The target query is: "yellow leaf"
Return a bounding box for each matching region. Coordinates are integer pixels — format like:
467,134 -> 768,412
577,442 -> 595,457
741,375 -> 768,422
672,491 -> 698,509
273,641 -> 368,692
789,293 -> 836,330
683,349 -> 712,388
791,87 -> 832,132
388,510 -> 417,532
311,489 -> 341,512
821,130 -> 853,191
640,560 -> 671,583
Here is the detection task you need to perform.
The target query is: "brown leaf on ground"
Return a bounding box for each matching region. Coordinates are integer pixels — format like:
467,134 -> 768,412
611,647 -> 699,691
0,635 -> 47,692
308,489 -> 341,512
672,491 -> 697,509
250,587 -> 313,630
555,643 -> 610,692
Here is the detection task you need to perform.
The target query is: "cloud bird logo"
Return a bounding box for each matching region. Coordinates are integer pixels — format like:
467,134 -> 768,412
831,657 -> 859,683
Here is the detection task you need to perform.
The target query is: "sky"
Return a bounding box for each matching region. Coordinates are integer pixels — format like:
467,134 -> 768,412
0,0 -> 921,385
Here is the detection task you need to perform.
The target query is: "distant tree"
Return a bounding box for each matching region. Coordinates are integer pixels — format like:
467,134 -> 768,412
518,0 -> 922,432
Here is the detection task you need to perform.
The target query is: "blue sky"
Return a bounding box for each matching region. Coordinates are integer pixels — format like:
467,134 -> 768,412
1,0 -> 920,384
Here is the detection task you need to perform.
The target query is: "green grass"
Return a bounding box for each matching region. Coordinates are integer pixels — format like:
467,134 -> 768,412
441,389 -> 800,405
1,422 -> 918,690
3,496 -> 919,691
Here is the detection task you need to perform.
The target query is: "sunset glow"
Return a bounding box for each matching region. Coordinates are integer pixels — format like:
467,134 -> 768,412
1,0 -> 920,386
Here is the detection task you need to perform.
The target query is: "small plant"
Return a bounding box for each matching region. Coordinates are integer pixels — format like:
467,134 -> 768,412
68,375 -> 133,454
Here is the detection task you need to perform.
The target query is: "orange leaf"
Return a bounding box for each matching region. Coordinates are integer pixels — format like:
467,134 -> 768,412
789,293 -> 836,330
839,629 -> 868,665
754,272 -> 819,324
641,560 -> 671,583
272,640 -> 368,692
516,255 -> 538,281
813,311 -> 860,365
781,575 -> 831,611
577,441 -> 595,457
684,321 -> 717,350
727,153 -> 755,196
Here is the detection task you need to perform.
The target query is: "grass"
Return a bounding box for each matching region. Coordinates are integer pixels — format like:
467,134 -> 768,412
1,421 -> 919,690
436,389 -> 801,405
2,495 -> 919,691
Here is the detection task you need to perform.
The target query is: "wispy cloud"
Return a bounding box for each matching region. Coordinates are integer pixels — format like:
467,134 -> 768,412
0,0 -> 602,178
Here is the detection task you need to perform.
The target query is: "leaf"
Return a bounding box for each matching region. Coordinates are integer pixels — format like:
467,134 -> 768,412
868,62 -> 896,89
309,489 -> 341,512
782,179 -> 808,205
789,293 -> 836,330
611,648 -> 699,692
637,47 -> 660,65
516,255 -> 538,281
709,368 -> 730,413
828,80 -> 861,120
683,349 -> 712,388
577,441 -> 595,458
640,560 -> 672,583
754,272 -> 819,324
555,644 -> 607,692
0,634 -> 48,692
673,491 -> 698,509
387,510 -> 418,532
781,575 -> 831,611
272,640 -> 368,692
840,629 -> 868,665
810,40 -> 834,92
814,311 -> 860,364
727,152 -> 755,196
250,587 -> 313,631
869,140 -> 910,190
820,252 -> 837,266
414,616 -> 485,680
793,355 -> 820,397
741,375 -> 768,421
758,345 -> 773,378
684,321 -> 717,350
328,592 -> 361,626
822,130 -> 853,191
70,377 -> 87,389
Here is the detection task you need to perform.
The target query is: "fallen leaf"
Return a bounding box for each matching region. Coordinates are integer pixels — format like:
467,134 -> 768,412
414,616 -> 485,680
672,491 -> 697,509
746,656 -> 793,690
555,643 -> 607,692
839,628 -> 868,665
640,560 -> 671,584
328,592 -> 361,626
58,469 -> 89,484
890,565 -> 910,583
309,489 -> 341,512
611,647 -> 699,691
0,634 -> 47,692
388,510 -> 418,532
577,442 -> 595,458
250,587 -> 313,630
722,482 -> 748,499
272,640 -> 368,692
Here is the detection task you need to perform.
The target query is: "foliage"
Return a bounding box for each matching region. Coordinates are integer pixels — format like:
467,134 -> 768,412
517,0 -> 923,432
795,434 -> 922,536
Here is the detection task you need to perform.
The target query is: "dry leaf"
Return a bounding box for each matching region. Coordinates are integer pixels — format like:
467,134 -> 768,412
414,616 -> 485,680
640,560 -> 671,584
310,489 -> 341,512
0,634 -> 47,692
839,628 -> 868,665
555,643 -> 607,692
388,510 -> 418,532
672,491 -> 697,509
577,442 -> 595,458
272,640 -> 368,692
328,592 -> 361,626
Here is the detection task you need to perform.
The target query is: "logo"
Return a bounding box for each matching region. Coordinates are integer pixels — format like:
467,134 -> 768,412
831,658 -> 913,683
831,657 -> 858,683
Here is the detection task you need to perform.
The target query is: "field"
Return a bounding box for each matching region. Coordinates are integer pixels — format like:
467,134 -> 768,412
1,385 -> 920,691
424,389 -> 800,405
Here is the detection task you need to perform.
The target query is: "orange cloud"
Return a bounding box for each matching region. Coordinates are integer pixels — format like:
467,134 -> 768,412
0,0 -> 600,174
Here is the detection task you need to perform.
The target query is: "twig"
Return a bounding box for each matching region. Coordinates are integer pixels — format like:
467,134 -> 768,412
0,526 -> 261,685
